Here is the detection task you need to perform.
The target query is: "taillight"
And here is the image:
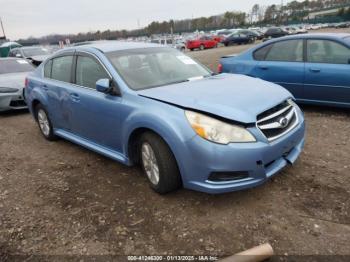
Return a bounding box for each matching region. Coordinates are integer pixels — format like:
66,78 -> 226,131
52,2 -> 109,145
217,63 -> 223,74
24,78 -> 29,88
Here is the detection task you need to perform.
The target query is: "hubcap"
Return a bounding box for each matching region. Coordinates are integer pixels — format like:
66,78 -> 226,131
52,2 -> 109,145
141,143 -> 160,186
37,109 -> 50,137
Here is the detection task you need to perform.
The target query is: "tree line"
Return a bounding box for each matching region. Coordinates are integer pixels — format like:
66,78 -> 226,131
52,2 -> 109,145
18,0 -> 350,45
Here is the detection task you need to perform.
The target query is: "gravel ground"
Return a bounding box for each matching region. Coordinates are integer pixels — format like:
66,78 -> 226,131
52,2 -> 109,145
0,29 -> 349,260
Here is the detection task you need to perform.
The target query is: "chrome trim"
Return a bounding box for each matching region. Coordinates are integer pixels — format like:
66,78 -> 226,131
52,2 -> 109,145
41,50 -> 113,91
256,101 -> 299,142
259,107 -> 295,130
257,104 -> 292,123
266,111 -> 299,141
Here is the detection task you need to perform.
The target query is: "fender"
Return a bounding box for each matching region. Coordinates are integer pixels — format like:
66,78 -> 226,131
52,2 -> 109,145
121,107 -> 196,181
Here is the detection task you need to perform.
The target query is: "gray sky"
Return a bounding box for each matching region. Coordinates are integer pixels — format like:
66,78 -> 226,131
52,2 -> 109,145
1,0 -> 287,40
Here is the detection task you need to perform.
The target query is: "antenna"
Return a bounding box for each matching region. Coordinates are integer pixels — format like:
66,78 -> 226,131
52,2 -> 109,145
0,17 -> 6,39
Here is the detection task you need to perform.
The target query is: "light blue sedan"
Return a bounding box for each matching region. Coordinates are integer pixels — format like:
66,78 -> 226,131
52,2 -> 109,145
219,33 -> 350,108
25,42 -> 305,194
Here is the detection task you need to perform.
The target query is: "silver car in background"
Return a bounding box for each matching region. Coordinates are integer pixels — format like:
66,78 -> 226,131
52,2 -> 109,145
0,58 -> 35,111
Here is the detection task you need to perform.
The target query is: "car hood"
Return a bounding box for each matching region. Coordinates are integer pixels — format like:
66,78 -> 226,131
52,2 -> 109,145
138,73 -> 292,124
0,72 -> 29,90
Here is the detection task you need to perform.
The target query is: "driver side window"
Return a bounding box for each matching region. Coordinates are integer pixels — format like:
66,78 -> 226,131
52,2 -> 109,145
307,40 -> 350,64
75,56 -> 110,89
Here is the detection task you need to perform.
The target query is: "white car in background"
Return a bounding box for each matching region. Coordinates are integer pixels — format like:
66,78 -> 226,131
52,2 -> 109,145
150,38 -> 186,52
0,58 -> 35,111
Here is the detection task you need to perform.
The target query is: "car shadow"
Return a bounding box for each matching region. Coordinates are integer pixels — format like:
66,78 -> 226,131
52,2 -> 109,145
299,104 -> 350,117
0,109 -> 29,118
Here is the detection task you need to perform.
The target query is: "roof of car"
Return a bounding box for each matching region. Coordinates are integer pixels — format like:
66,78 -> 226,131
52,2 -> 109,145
73,41 -> 162,53
272,33 -> 350,41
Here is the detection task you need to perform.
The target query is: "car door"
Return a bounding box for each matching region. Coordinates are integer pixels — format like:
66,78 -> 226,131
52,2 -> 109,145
253,39 -> 305,99
69,52 -> 124,152
42,53 -> 75,131
208,37 -> 217,48
304,39 -> 350,105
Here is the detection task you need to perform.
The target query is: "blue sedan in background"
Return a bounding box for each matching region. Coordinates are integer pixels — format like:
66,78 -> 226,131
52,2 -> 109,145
25,42 -> 305,194
219,33 -> 350,108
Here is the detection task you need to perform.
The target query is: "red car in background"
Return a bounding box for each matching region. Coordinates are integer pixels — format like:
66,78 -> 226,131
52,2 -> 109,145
186,36 -> 218,51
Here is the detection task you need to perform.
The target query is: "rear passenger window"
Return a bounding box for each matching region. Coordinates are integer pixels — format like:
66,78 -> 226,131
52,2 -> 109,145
265,40 -> 303,62
76,56 -> 110,89
44,60 -> 52,78
307,40 -> 350,64
253,45 -> 272,61
51,56 -> 73,82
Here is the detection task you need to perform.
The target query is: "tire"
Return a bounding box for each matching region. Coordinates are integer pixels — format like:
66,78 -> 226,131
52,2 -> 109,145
181,47 -> 185,52
199,44 -> 205,51
190,48 -> 194,51
35,104 -> 57,141
139,132 -> 182,194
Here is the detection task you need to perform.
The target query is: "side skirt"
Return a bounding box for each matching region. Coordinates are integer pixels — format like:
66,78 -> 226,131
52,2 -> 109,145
54,129 -> 131,165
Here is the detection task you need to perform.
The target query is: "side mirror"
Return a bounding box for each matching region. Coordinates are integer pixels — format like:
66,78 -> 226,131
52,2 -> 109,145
96,78 -> 111,93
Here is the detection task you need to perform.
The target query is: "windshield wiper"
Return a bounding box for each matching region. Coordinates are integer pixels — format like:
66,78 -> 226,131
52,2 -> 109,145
145,79 -> 190,89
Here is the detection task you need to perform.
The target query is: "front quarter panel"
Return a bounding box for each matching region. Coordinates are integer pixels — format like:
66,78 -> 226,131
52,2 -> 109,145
121,94 -> 196,178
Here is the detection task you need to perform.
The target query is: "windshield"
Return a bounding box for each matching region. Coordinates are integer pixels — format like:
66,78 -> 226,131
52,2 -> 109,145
107,47 -> 211,90
22,47 -> 50,57
0,59 -> 34,74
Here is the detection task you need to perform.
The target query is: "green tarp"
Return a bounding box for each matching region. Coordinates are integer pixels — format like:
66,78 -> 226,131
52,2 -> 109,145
0,42 -> 22,57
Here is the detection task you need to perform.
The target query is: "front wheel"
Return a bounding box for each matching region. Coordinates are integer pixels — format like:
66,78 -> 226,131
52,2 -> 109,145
199,44 -> 205,51
35,104 -> 57,141
139,132 -> 182,194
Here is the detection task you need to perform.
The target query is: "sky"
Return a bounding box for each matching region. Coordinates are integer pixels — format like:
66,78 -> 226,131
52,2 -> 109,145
1,0 -> 289,40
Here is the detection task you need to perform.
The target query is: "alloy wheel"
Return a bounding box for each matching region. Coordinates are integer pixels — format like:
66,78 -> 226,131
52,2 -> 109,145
37,109 -> 50,137
141,142 -> 160,186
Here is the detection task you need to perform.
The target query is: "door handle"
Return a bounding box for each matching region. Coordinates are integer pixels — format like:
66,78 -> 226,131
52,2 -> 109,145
259,66 -> 269,70
70,93 -> 80,102
42,84 -> 48,91
309,68 -> 321,73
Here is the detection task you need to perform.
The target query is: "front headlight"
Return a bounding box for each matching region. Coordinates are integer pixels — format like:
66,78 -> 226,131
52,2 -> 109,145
185,111 -> 256,144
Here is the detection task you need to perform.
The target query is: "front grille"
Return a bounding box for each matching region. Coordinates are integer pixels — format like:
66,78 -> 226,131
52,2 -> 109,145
10,100 -> 27,108
257,100 -> 298,141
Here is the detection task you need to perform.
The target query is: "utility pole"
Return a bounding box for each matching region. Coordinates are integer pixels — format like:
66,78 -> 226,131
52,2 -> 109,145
0,17 -> 6,39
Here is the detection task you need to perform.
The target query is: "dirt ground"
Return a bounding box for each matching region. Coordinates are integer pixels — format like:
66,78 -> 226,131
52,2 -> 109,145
1,29 -> 350,260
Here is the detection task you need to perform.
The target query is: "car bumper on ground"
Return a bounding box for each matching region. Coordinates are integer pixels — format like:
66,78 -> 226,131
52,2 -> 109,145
179,114 -> 305,194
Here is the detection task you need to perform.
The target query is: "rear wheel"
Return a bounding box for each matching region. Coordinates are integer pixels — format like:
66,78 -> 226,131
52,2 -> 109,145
199,44 -> 205,51
139,132 -> 182,194
35,104 -> 57,141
